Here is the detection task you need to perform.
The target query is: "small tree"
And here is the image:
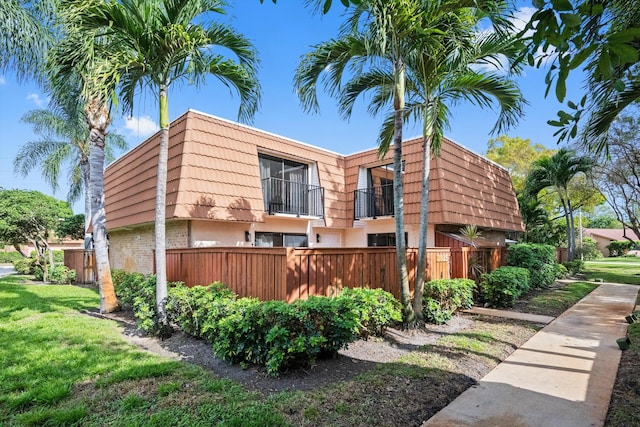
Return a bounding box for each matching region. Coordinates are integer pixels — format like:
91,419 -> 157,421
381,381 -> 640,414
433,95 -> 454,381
0,189 -> 73,281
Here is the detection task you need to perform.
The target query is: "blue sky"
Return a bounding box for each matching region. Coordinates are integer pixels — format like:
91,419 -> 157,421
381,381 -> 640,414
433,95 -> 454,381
0,1 -> 585,214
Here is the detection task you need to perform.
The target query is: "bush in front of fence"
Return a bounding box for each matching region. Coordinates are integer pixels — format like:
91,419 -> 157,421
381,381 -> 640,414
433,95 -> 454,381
112,270 -> 401,375
506,243 -> 557,289
422,279 -> 475,325
166,282 -> 237,341
481,266 -> 530,308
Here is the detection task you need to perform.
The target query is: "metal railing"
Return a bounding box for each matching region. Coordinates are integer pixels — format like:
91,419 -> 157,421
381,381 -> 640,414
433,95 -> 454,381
354,184 -> 394,219
261,177 -> 324,217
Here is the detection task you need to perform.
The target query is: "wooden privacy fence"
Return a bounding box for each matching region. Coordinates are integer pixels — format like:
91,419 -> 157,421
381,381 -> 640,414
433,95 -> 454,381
63,249 -> 96,284
449,247 -> 508,280
162,247 -> 451,302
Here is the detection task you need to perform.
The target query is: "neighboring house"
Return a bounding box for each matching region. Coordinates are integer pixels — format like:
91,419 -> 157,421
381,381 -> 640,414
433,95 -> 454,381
583,228 -> 640,257
104,109 -> 523,274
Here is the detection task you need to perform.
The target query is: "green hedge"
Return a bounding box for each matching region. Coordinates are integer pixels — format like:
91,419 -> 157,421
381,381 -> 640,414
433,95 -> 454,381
112,270 -> 402,375
507,243 -> 557,288
606,240 -> 637,257
0,251 -> 24,263
422,279 -> 475,324
481,266 -> 530,307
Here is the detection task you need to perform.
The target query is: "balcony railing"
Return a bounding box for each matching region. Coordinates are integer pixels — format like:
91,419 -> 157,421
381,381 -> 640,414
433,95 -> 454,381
354,184 -> 394,219
261,177 -> 325,217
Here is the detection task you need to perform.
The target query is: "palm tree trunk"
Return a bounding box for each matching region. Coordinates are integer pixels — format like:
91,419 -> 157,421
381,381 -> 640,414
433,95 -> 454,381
559,197 -> 573,262
86,98 -> 118,313
567,199 -> 576,261
81,156 -> 92,249
413,136 -> 431,322
392,62 -> 413,326
155,84 -> 170,328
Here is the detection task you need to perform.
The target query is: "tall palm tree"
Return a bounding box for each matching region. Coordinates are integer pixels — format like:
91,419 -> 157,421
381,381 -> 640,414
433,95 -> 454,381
73,0 -> 260,330
297,0 -> 524,325
296,0 -> 422,325
525,149 -> 593,261
14,82 -> 127,238
48,3 -> 124,313
375,9 -> 524,319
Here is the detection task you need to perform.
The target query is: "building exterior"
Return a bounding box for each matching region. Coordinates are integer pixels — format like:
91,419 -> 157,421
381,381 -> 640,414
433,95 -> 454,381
104,109 -> 523,274
583,228 -> 640,257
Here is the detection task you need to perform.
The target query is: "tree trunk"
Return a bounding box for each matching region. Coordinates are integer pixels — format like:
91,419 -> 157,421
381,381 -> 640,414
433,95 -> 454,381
81,154 -> 92,249
560,197 -> 573,262
155,84 -> 170,329
412,136 -> 431,322
86,98 -> 118,313
567,199 -> 576,262
392,62 -> 413,326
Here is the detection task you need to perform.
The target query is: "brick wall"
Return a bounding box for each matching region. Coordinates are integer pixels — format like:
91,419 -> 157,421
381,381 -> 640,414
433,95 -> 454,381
109,220 -> 189,274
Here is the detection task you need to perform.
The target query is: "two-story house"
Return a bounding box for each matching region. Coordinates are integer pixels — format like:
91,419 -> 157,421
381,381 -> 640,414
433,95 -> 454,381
104,109 -> 523,274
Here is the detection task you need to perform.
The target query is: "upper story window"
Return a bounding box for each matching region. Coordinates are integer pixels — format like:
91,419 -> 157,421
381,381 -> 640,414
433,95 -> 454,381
258,153 -> 324,217
259,154 -> 308,185
354,163 -> 400,219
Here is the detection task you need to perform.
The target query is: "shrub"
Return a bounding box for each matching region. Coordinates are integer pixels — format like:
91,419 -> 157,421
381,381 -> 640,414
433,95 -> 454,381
12,258 -> 33,275
210,288 -> 400,375
111,270 -> 173,337
481,266 -> 530,308
52,250 -> 64,263
575,237 -> 602,260
554,263 -> 569,279
422,279 -> 475,325
212,296 -> 361,375
507,243 -> 557,288
607,240 -> 636,257
165,282 -> 236,340
338,287 -> 402,337
33,264 -> 44,281
563,260 -> 584,275
0,251 -> 24,264
49,265 -> 76,284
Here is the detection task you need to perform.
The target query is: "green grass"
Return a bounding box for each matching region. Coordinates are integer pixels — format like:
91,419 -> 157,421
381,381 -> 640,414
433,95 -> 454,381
0,275 -> 287,427
521,282 -> 599,317
583,261 -> 640,285
1,274 -> 542,427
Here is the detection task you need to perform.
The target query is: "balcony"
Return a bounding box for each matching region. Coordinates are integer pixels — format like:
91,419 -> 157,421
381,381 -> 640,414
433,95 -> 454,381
261,177 -> 325,217
354,184 -> 394,219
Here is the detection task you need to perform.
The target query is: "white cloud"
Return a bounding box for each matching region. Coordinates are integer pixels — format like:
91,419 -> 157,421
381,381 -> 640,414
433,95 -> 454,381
0,76 -> 6,86
125,115 -> 160,138
26,92 -> 47,107
511,7 -> 537,34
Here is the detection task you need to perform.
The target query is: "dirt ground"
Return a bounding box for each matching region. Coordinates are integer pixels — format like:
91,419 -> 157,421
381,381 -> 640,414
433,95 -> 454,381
96,309 -> 476,394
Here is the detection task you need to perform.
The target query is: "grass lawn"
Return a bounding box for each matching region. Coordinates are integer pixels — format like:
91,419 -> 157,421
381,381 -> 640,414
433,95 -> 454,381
0,277 -> 286,427
515,281 -> 599,317
0,275 -> 540,427
583,260 -> 640,285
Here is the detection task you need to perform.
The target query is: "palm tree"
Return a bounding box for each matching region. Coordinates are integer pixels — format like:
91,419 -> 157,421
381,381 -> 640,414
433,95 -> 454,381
0,0 -> 57,81
296,0 -> 422,325
48,3 -> 124,313
369,4 -> 524,320
73,0 -> 260,331
14,82 -> 127,238
525,149 -> 593,261
297,0 -> 524,325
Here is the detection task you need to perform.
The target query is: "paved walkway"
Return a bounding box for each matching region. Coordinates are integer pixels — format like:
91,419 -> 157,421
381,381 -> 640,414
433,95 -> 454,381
423,282 -> 639,427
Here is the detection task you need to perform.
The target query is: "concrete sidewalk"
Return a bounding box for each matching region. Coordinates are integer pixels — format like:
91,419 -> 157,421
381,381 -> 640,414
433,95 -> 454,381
423,282 -> 639,427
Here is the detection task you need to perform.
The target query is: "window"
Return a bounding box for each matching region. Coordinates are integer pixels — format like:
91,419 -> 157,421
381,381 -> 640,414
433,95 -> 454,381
367,232 -> 407,247
259,154 -> 310,215
255,232 -> 308,247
